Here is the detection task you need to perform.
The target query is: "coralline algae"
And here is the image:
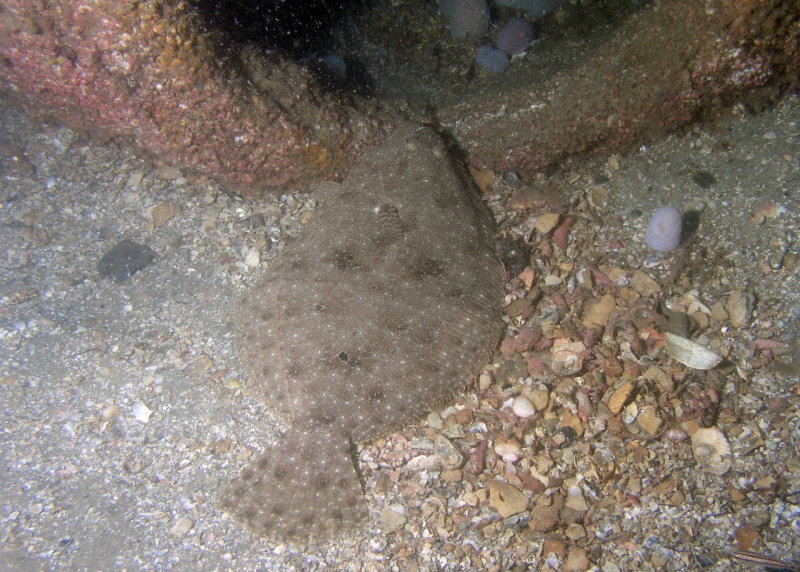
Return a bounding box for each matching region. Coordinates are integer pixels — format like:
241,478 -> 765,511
644,206 -> 682,251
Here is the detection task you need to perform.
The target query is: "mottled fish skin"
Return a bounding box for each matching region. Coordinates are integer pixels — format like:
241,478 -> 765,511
220,125 -> 504,542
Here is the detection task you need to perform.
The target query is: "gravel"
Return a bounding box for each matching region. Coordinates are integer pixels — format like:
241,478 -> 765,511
1,90 -> 798,570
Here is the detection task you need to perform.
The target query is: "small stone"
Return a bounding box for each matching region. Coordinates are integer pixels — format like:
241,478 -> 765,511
126,171 -> 144,188
510,186 -> 546,210
494,437 -> 522,462
158,165 -> 183,180
529,496 -> 563,533
564,546 -> 590,572
101,404 -> 120,419
434,433 -> 464,469
544,274 -> 562,286
378,507 -> 407,533
636,405 -> 663,436
97,240 -> 156,282
512,396 -> 537,418
541,536 -> 567,560
132,401 -> 153,423
630,270 -> 661,297
535,212 -> 561,234
479,371 -> 494,390
565,523 -> 586,541
469,166 -> 496,193
529,389 -> 550,411
581,294 -> 616,329
151,201 -> 178,229
727,288 -> 755,328
169,517 -> 194,537
244,248 -> 261,268
441,469 -> 463,483
565,487 -> 588,512
487,480 -> 529,517
733,523 -> 760,552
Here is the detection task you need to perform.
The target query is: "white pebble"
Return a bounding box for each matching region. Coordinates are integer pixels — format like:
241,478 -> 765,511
132,401 -> 153,423
512,396 -> 537,418
244,248 -> 261,268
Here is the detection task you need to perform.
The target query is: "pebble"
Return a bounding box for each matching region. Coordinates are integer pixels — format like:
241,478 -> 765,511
434,433 -> 464,469
97,240 -> 156,282
534,212 -> 561,234
497,17 -> 535,56
487,480 -> 529,517
244,248 -> 261,268
132,401 -> 153,423
151,201 -> 178,229
564,546 -> 590,572
378,507 -> 407,533
581,294 -> 615,328
169,517 -> 194,537
512,396 -> 537,418
475,45 -> 510,73
727,288 -> 754,328
644,206 -> 682,252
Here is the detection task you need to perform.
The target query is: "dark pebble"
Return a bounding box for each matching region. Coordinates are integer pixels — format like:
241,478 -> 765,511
691,171 -> 716,188
97,240 -> 156,282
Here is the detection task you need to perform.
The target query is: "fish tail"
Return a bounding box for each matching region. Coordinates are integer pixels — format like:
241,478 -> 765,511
219,428 -> 367,542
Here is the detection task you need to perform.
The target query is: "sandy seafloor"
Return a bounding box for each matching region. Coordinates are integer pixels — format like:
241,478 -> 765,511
0,87 -> 798,571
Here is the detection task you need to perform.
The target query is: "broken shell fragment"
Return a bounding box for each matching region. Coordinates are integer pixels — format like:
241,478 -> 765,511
607,382 -> 634,415
665,332 -> 722,370
691,426 -> 732,475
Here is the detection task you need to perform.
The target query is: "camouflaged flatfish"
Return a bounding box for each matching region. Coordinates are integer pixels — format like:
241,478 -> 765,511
220,125 -> 503,542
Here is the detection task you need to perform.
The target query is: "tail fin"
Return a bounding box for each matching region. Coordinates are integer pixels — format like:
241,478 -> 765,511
219,428 -> 367,542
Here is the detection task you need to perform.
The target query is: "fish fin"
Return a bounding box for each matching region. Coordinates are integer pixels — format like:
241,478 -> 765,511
219,428 -> 367,542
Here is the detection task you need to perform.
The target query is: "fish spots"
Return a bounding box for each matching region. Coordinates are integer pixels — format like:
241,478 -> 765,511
224,125 -> 503,542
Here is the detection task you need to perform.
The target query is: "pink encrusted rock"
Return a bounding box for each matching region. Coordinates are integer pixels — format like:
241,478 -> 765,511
0,0 -> 394,194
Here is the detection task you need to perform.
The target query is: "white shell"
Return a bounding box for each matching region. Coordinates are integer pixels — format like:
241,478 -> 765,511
691,427 -> 732,475
512,396 -> 537,418
665,333 -> 722,370
132,401 -> 153,423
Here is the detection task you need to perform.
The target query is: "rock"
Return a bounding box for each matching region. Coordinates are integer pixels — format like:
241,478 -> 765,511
438,0 -> 489,40
378,507 -> 407,533
169,517 -> 194,537
636,405 -> 663,436
564,546 -> 590,572
564,487 -> 588,512
727,288 -> 755,328
487,480 -> 529,517
644,206 -> 682,252
131,401 -> 153,423
581,294 -> 616,329
534,212 -> 561,234
497,17 -> 535,56
97,240 -> 156,282
512,396 -> 537,418
434,433 -> 464,469
475,45 -> 510,73
630,270 -> 661,297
